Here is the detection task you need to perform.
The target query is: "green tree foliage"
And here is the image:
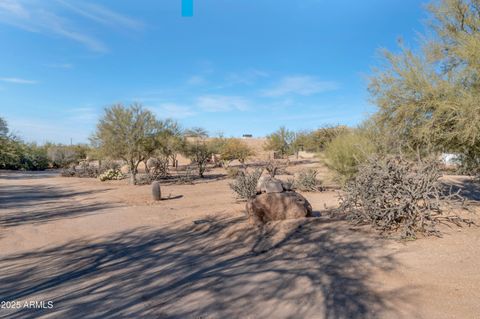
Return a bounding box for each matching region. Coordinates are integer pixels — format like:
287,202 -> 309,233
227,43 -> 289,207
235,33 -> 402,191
183,138 -> 214,178
19,143 -> 49,170
0,117 -> 49,170
292,125 -> 350,154
369,0 -> 480,169
218,138 -> 254,166
265,125 -> 349,159
155,119 -> 185,168
264,126 -> 295,157
0,117 -> 17,168
91,104 -> 158,184
0,117 -> 8,137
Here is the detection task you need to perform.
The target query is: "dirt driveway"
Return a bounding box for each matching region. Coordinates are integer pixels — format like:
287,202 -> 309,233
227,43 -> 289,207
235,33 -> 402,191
1,170 -> 479,318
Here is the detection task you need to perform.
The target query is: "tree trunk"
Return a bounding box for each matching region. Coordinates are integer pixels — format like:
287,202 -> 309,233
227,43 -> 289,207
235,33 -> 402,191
130,170 -> 137,185
129,161 -> 137,185
144,160 -> 150,174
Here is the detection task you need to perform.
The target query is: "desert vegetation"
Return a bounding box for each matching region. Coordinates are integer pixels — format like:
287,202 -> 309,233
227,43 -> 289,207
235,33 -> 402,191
2,1 -> 480,318
341,155 -> 471,239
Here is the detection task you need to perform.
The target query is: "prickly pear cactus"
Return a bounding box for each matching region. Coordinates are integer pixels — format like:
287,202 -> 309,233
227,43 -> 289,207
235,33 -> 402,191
152,181 -> 161,201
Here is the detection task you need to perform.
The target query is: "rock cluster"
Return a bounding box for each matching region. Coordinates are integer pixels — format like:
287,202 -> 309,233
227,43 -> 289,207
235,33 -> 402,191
246,176 -> 312,226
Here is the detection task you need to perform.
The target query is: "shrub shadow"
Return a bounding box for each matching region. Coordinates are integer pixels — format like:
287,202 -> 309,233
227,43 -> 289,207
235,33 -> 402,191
445,179 -> 480,202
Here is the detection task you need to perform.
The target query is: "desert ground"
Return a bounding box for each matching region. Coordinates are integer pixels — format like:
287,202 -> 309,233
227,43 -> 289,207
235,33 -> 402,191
1,160 -> 480,319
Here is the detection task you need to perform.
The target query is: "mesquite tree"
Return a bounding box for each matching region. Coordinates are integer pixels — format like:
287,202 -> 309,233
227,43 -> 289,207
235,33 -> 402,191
92,104 -> 158,185
183,140 -> 213,178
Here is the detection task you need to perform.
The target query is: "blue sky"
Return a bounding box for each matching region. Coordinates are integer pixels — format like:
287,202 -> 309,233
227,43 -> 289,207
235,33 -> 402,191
0,0 -> 426,144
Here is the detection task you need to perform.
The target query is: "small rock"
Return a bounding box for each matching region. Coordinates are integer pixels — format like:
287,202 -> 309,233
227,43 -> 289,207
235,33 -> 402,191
256,176 -> 284,193
282,181 -> 293,191
264,179 -> 284,193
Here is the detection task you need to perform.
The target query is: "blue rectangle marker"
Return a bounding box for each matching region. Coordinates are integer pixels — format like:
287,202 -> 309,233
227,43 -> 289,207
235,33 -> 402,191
182,0 -> 193,17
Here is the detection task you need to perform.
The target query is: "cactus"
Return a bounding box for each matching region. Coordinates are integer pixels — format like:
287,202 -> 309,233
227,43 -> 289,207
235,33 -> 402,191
152,181 -> 161,201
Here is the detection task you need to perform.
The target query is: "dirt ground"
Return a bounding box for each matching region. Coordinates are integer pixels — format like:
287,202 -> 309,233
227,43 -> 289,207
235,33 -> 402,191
1,165 -> 480,319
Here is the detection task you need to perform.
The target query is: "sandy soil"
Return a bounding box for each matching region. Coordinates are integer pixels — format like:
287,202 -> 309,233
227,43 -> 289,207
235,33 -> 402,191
0,166 -> 479,319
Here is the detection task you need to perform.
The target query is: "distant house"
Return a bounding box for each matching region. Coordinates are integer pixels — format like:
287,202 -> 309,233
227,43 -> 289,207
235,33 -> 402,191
242,134 -> 253,138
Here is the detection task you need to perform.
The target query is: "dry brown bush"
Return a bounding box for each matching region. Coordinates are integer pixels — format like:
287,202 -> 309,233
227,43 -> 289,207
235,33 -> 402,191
341,155 -> 472,239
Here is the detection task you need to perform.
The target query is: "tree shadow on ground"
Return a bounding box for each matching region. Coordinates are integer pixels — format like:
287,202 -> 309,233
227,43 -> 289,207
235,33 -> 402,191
0,184 -> 115,227
0,216 -> 415,319
0,185 -> 112,209
0,170 -> 59,180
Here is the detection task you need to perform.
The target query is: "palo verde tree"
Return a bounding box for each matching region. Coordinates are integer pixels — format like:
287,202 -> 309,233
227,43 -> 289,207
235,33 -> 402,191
219,138 -> 254,167
91,103 -> 158,185
264,126 -> 295,157
369,0 -> 480,170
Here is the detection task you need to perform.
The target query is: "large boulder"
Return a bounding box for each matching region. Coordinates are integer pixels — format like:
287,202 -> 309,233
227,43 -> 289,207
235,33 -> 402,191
246,191 -> 313,226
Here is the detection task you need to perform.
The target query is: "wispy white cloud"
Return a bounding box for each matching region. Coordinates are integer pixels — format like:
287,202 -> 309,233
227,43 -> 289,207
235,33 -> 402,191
45,63 -> 73,69
0,77 -> 37,84
65,107 -> 99,122
0,0 -> 29,18
262,75 -> 338,97
186,75 -> 207,86
196,95 -> 250,112
6,116 -> 94,144
150,103 -> 196,119
0,0 -> 142,52
225,69 -> 269,86
56,0 -> 144,30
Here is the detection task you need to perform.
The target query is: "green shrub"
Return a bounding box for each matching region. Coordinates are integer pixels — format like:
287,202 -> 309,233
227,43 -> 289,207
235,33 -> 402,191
18,144 -> 49,170
98,169 -> 125,181
324,131 -> 376,185
0,135 -> 48,170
